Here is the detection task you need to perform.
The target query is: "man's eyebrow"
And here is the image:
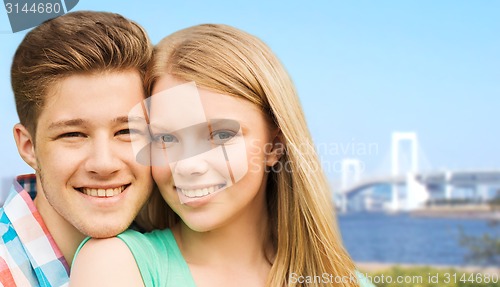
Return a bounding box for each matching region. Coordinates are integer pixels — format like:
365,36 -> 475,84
48,119 -> 86,130
116,116 -> 147,124
48,117 -> 146,130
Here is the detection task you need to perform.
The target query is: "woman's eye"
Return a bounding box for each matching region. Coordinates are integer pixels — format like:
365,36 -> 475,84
161,134 -> 177,143
211,130 -> 236,144
153,134 -> 178,143
151,134 -> 178,149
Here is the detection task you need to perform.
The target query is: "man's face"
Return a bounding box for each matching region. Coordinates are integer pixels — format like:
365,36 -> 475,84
32,71 -> 152,238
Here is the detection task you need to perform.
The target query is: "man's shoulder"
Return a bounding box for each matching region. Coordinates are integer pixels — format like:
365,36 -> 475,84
0,174 -> 70,286
0,205 -> 13,238
1,174 -> 37,206
0,204 -> 24,253
0,205 -> 37,286
0,175 -> 35,233
0,204 -> 69,287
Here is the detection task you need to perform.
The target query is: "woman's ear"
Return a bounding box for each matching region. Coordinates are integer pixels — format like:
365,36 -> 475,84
13,123 -> 38,170
265,131 -> 284,167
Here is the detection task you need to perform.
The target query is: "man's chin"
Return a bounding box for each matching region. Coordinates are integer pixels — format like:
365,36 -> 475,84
82,225 -> 129,238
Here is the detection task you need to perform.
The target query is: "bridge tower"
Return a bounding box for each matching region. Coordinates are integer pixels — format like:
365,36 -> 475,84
391,132 -> 419,211
445,171 -> 453,200
391,132 -> 418,176
340,159 -> 362,212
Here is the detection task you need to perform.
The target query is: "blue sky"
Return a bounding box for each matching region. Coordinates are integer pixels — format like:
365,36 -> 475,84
1,1 -> 499,186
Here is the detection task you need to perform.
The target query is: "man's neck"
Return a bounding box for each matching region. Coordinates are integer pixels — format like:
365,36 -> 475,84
33,191 -> 86,267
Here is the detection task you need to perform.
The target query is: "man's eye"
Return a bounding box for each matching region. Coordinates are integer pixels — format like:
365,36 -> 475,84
58,132 -> 85,138
210,130 -> 236,144
116,129 -> 144,136
116,129 -> 131,135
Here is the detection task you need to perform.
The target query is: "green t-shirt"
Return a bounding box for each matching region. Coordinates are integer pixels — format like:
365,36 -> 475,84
75,228 -> 375,287
118,229 -> 196,287
74,229 -> 196,287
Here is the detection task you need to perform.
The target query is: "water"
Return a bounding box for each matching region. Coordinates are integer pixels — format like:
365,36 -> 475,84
338,212 -> 499,266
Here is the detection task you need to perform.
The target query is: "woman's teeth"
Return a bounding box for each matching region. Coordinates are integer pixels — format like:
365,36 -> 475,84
81,186 -> 126,197
178,184 -> 225,198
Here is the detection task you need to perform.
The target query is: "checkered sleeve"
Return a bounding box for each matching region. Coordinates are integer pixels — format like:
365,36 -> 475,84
0,175 -> 70,287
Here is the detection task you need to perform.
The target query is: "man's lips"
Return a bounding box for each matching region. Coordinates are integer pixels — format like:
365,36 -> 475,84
76,184 -> 130,198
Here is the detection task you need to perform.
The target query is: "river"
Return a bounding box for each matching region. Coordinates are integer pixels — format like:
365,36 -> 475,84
337,212 -> 499,266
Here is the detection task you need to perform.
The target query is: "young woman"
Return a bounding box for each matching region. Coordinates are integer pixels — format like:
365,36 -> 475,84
70,24 -> 373,287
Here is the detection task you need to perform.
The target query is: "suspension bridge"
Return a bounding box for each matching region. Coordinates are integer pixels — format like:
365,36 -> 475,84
336,132 -> 500,212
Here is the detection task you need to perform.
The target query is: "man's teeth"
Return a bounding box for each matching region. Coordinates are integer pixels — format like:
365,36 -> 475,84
179,184 -> 225,198
81,186 -> 126,197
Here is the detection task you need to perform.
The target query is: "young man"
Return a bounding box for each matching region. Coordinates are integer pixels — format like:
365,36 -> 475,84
0,11 -> 153,286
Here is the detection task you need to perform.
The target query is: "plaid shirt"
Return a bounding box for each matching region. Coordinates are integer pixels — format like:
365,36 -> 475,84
0,174 -> 69,287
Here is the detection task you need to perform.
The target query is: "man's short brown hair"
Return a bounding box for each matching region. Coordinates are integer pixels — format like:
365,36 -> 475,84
11,11 -> 152,135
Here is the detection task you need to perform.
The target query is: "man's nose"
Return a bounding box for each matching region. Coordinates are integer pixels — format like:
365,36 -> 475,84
84,138 -> 123,176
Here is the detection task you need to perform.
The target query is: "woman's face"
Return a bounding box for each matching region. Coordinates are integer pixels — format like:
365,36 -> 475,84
148,75 -> 279,232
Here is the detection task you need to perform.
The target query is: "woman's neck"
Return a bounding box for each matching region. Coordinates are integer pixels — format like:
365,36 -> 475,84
172,188 -> 273,286
176,217 -> 271,266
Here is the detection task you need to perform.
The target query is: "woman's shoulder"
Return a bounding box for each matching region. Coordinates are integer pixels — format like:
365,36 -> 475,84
117,228 -> 188,286
71,237 -> 145,286
119,227 -> 171,238
117,228 -> 186,264
73,236 -> 133,266
118,228 -> 174,249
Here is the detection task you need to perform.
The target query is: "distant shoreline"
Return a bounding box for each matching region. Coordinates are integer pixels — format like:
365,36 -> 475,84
357,262 -> 499,275
410,204 -> 500,220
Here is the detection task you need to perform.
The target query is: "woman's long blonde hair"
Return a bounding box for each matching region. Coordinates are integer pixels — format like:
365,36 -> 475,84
140,24 -> 359,287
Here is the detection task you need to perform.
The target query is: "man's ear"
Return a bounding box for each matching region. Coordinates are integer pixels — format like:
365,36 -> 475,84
265,131 -> 285,167
13,123 -> 38,170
